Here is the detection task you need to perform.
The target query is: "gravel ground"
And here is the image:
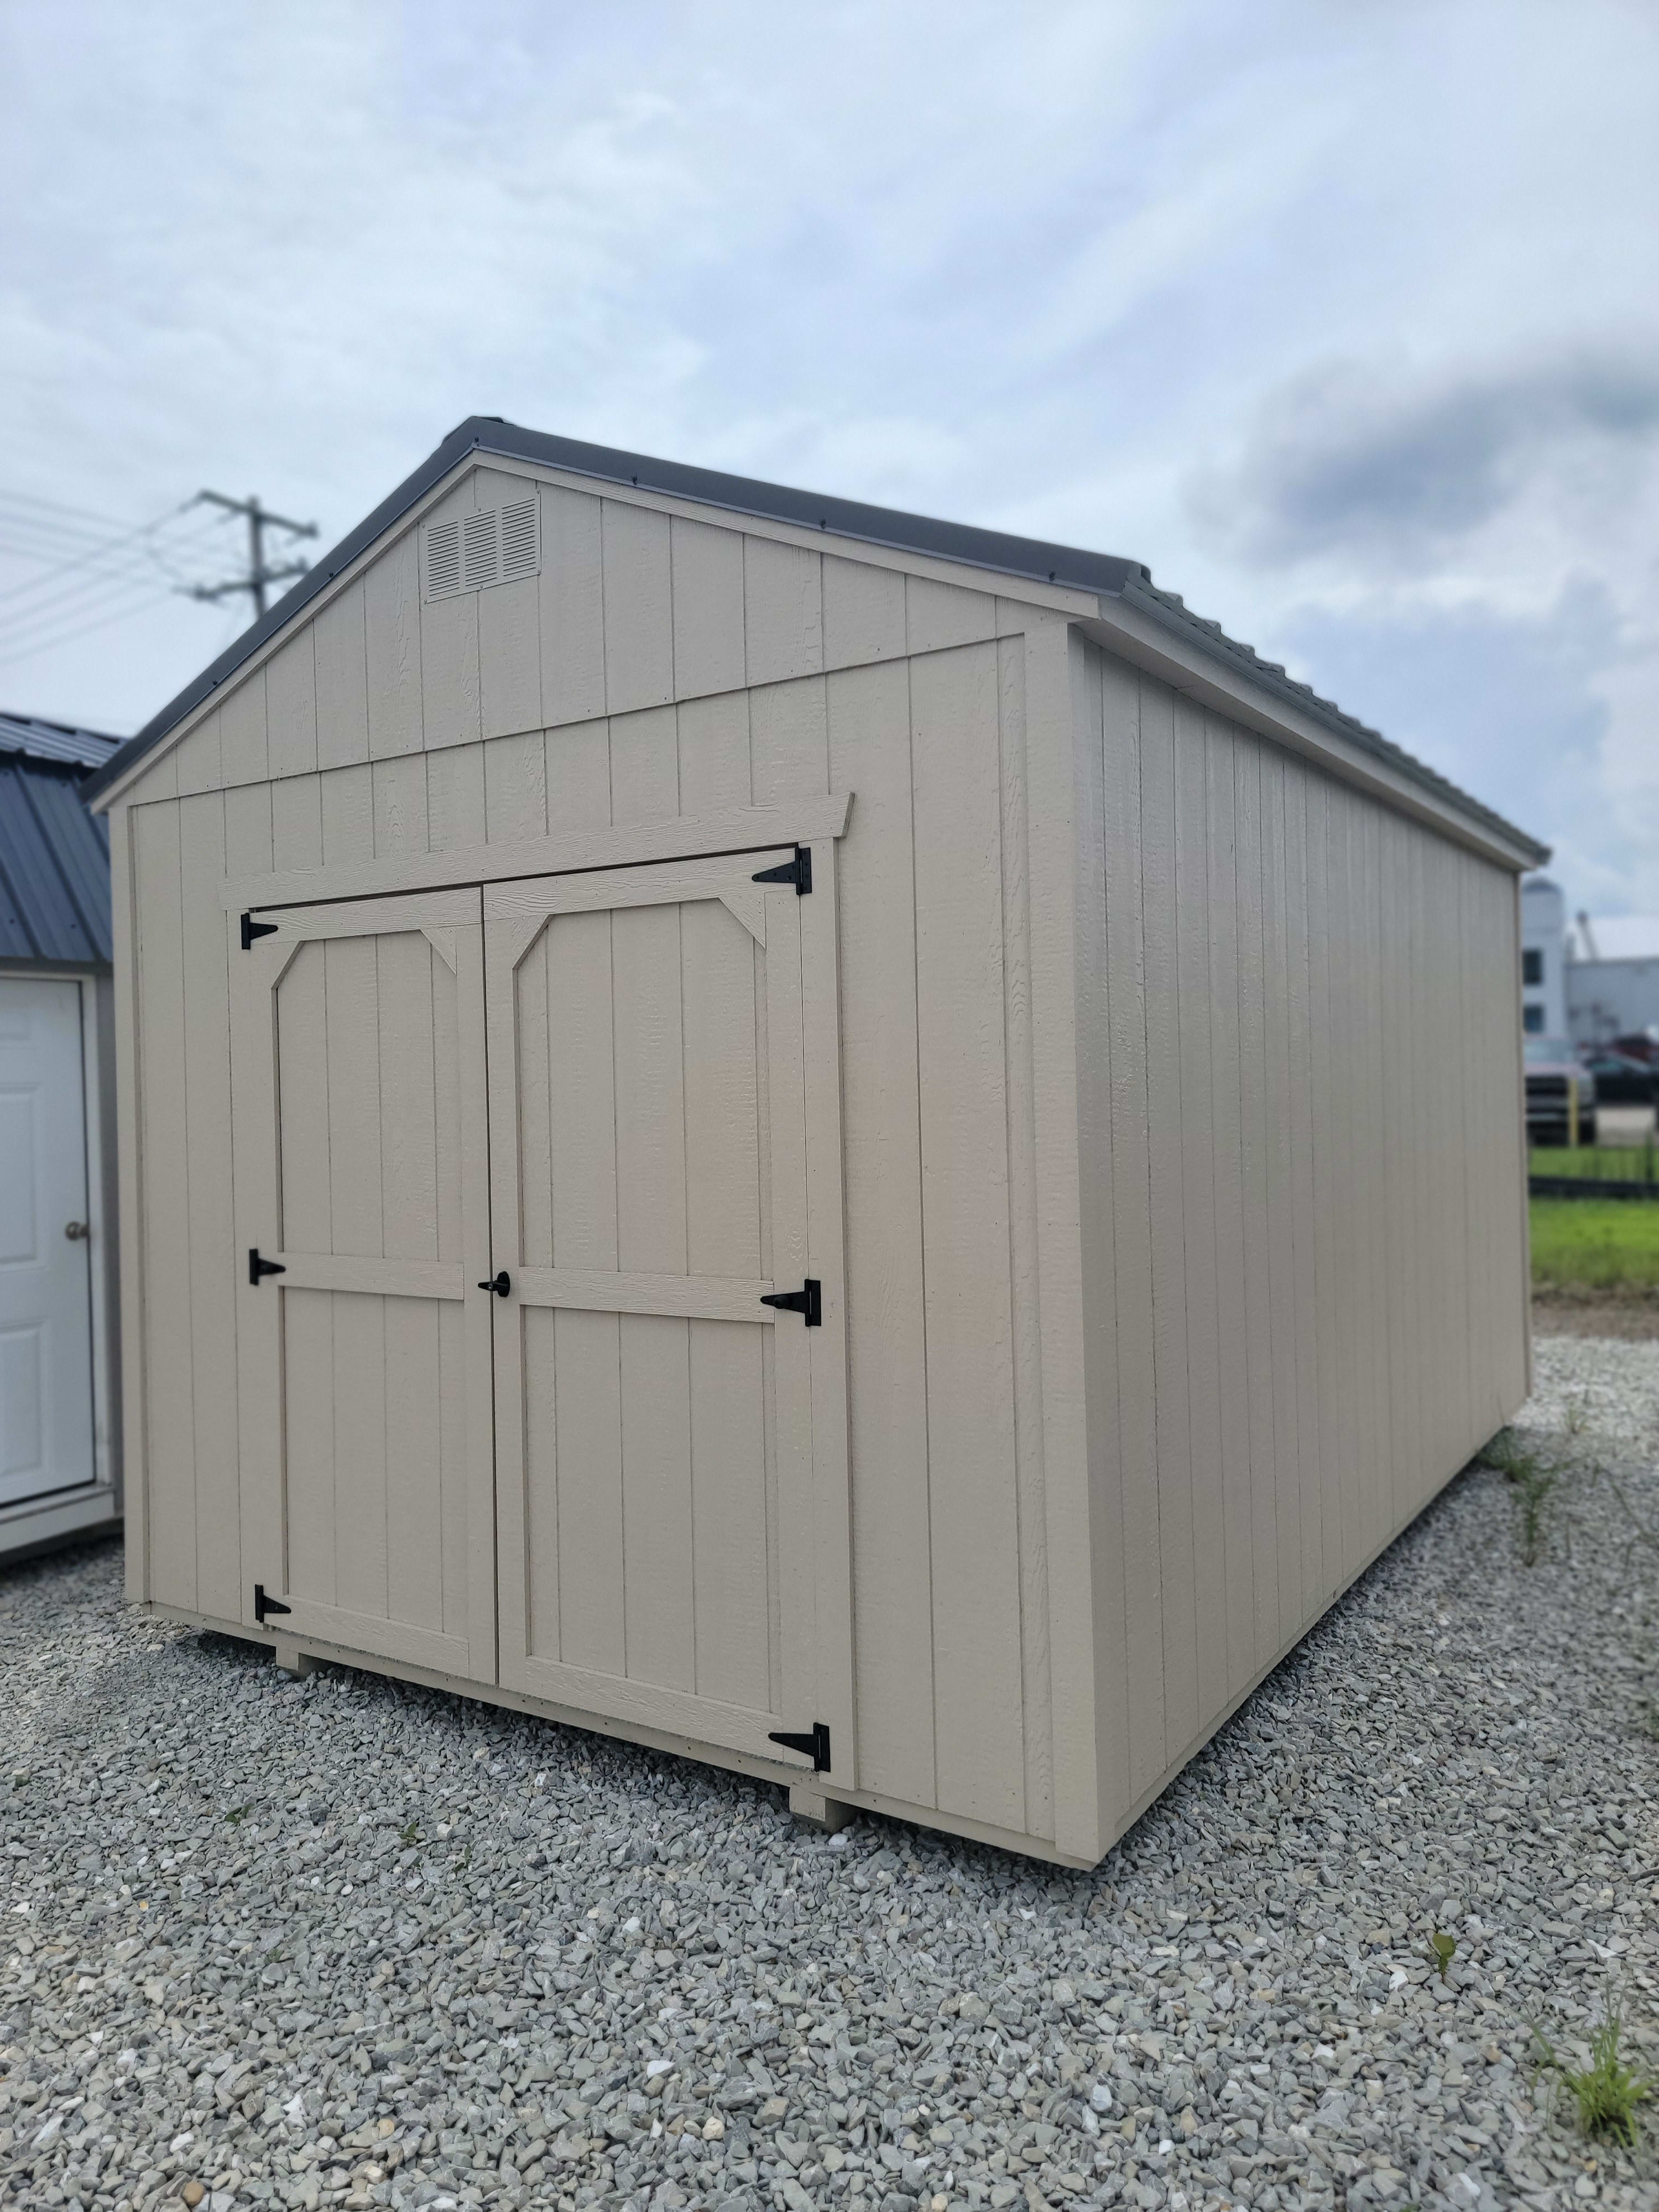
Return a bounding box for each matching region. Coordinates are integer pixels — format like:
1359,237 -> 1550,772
3,1336 -> 1657,2212
1531,1297 -> 1659,1344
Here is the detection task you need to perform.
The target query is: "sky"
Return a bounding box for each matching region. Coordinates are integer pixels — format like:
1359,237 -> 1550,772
3,1 -> 1656,912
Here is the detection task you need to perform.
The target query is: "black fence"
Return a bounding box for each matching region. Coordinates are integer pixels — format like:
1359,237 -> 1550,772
1528,1142 -> 1659,1201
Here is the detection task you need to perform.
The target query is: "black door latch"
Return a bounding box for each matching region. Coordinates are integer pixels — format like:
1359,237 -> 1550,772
768,1721 -> 832,1771
761,1279 -> 821,1326
477,1271 -> 512,1296
249,1248 -> 286,1285
253,1584 -> 291,1626
752,846 -> 812,895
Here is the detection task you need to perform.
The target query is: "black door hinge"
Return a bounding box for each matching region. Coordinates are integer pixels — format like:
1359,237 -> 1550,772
761,1279 -> 821,1326
248,1248 -> 286,1285
241,911 -> 279,950
253,1584 -> 291,1626
477,1270 -> 511,1296
769,1721 -> 832,1771
753,846 -> 812,895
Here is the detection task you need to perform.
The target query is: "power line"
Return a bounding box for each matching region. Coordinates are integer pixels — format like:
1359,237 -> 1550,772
188,490 -> 318,620
0,501 -> 217,617
0,484 -> 143,526
0,480 -> 322,666
0,518 -> 227,648
0,576 -> 181,670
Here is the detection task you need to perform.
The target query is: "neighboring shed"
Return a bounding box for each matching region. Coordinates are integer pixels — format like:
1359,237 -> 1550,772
1,711 -> 123,1560
85,421 -> 1545,1865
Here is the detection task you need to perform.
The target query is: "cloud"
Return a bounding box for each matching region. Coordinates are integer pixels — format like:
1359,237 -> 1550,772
2,0 -> 1657,915
1190,349 -> 1659,568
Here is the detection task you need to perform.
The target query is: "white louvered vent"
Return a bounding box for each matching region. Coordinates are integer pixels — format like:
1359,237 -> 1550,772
424,517 -> 462,598
462,509 -> 499,591
500,497 -> 539,580
422,496 -> 541,602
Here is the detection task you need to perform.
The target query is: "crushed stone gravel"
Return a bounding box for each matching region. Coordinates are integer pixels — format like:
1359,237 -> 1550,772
3,1334 -> 1657,2212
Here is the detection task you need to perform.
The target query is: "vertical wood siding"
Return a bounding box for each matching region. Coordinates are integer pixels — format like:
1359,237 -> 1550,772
1074,640 -> 1528,1844
121,472 -> 1057,1837
114,465 -> 1527,1859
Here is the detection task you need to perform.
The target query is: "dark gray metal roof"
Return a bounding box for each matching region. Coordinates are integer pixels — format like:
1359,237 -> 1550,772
0,734 -> 116,967
80,418 -> 1547,863
1,709 -> 123,771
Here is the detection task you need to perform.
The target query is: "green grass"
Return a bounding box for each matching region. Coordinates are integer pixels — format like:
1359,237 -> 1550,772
1530,1145 -> 1659,1185
1532,2000 -> 1651,2147
1531,1197 -> 1659,1292
1478,1429 -> 1559,1563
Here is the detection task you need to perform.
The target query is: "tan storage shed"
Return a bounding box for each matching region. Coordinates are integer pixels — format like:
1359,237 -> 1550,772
85,420 -> 1545,1866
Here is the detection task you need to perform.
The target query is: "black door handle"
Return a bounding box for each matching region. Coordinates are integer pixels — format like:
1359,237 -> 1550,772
477,1271 -> 511,1296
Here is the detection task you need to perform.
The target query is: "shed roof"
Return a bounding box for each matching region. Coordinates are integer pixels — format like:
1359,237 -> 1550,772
0,715 -> 118,966
79,418 -> 1547,864
1,709 -> 124,771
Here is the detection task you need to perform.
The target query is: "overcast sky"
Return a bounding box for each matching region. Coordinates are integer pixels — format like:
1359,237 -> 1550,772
4,1 -> 1656,911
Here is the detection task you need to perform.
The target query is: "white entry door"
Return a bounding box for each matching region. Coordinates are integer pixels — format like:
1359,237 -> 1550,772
483,847 -> 854,1786
0,977 -> 95,1506
228,890 -> 497,1679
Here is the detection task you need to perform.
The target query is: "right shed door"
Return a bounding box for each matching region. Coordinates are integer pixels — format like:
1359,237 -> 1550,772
483,849 -> 852,1786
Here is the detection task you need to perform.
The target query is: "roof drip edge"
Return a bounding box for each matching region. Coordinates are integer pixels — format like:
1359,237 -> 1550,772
82,418 -> 1546,867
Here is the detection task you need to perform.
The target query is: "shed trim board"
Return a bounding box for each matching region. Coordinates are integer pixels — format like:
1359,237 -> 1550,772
140,1597 -> 1100,1869
101,424 -> 1535,1864
86,425 -> 1545,878
218,792 -> 853,915
1074,607 -> 1540,873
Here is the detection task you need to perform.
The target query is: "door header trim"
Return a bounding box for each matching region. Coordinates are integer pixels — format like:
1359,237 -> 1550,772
221,792 -> 853,916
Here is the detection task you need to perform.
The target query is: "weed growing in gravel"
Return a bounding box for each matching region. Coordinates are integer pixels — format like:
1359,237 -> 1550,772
1599,1458 -> 1659,1556
1478,1429 -> 1559,1564
1530,1991 -> 1651,2148
1428,1929 -> 1457,1982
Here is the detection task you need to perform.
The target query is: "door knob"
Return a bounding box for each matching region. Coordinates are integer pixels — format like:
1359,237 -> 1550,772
65,1221 -> 88,1241
477,1271 -> 511,1296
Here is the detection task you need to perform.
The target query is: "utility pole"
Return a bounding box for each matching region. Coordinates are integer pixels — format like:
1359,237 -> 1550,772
187,491 -> 319,620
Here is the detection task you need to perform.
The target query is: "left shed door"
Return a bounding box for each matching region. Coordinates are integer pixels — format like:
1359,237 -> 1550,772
229,889 -> 497,1681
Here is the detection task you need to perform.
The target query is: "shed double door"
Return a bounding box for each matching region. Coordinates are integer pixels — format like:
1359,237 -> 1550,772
231,849 -> 852,1783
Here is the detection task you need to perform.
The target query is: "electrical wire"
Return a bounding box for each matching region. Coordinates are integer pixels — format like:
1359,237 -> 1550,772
0,484 -> 144,526
0,496 -> 218,614
0,512 -> 231,649
0,576 -> 183,671
0,547 -> 205,638
0,482 -> 313,675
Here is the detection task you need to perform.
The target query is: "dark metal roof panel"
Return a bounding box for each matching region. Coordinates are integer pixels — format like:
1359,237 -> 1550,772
0,711 -> 122,770
0,755 -> 112,966
80,416 -> 1546,864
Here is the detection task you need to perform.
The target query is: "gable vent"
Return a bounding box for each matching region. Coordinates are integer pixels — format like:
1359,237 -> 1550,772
462,509 -> 498,591
500,497 -> 538,579
424,518 -> 462,598
422,496 -> 541,602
